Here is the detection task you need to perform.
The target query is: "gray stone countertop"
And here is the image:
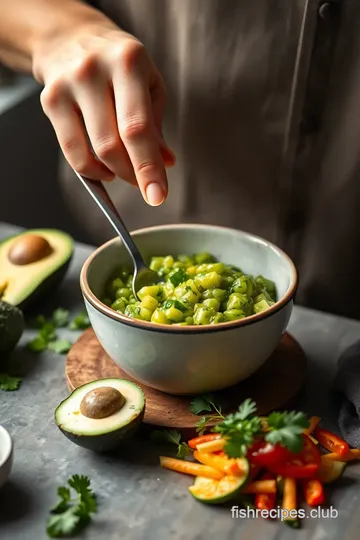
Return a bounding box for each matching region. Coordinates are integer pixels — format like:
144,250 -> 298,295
1,222 -> 360,540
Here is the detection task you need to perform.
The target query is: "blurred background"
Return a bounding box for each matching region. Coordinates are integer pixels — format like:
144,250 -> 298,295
0,64 -> 90,244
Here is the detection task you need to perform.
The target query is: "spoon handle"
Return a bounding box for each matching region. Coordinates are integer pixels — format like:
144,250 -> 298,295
74,171 -> 146,269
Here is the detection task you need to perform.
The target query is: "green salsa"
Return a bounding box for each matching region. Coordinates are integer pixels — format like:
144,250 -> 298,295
102,252 -> 277,326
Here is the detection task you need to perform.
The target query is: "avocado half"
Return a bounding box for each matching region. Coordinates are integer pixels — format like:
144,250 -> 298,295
0,300 -> 24,355
0,229 -> 73,310
55,379 -> 146,452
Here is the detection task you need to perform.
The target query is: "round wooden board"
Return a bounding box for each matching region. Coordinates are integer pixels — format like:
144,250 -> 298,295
66,329 -> 306,431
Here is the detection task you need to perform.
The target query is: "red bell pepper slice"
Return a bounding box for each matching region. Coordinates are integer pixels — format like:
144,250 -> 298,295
248,439 -> 293,467
267,435 -> 321,479
302,479 -> 325,506
313,427 -> 349,456
255,472 -> 277,515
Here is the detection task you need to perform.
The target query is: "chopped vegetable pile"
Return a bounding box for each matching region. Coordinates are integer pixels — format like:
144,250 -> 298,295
102,252 -> 277,325
156,400 -> 360,528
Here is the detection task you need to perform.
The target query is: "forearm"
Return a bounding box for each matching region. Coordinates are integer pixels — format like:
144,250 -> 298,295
0,0 -> 109,74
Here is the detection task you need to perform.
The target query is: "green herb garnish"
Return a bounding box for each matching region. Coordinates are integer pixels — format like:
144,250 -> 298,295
46,475 -> 97,538
0,373 -> 22,391
68,312 -> 91,330
48,339 -> 72,354
150,429 -> 191,459
212,399 -> 309,457
189,393 -> 228,435
52,308 -> 70,328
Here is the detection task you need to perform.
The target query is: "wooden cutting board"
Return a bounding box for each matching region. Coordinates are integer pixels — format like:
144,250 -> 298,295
65,329 -> 306,431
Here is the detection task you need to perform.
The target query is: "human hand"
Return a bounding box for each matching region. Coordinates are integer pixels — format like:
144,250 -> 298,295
33,16 -> 175,206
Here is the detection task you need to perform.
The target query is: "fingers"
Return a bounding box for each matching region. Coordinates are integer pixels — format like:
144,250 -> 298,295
151,80 -> 176,168
41,81 -> 114,181
71,61 -> 137,186
113,44 -> 168,206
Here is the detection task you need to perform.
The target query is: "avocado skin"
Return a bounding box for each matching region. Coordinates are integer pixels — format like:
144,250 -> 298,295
57,408 -> 145,452
17,257 -> 72,311
0,300 -> 24,354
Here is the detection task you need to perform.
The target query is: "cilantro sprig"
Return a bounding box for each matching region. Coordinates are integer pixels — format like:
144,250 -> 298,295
27,308 -> 91,355
189,393 -> 228,435
212,399 -> 309,458
47,475 -> 97,538
0,373 -> 22,391
150,429 -> 191,459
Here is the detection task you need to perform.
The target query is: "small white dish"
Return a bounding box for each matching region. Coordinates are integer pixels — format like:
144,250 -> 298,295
0,425 -> 13,489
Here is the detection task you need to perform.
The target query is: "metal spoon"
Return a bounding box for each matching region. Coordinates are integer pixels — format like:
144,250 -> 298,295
74,171 -> 161,298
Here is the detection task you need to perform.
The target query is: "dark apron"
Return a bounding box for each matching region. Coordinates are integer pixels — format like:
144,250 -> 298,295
60,0 -> 360,319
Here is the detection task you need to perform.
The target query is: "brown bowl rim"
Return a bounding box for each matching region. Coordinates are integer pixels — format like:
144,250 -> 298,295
80,224 -> 298,334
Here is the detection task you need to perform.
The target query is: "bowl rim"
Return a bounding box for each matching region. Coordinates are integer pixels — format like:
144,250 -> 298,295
0,425 -> 12,468
80,223 -> 298,334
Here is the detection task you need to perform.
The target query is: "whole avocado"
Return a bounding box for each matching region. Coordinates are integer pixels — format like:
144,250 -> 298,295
0,300 -> 24,355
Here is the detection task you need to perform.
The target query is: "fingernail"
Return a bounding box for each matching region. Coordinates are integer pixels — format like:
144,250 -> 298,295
145,183 -> 165,206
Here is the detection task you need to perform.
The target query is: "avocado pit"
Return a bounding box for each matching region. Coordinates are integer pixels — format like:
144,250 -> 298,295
80,386 -> 125,419
8,234 -> 53,265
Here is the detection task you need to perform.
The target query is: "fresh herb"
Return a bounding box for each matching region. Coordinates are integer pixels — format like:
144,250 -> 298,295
169,268 -> 188,287
189,393 -> 228,434
47,475 -> 97,538
212,399 -> 310,458
0,373 -> 22,391
68,311 -> 91,330
150,429 -> 191,459
265,411 -> 309,453
48,339 -> 72,354
52,308 -> 70,328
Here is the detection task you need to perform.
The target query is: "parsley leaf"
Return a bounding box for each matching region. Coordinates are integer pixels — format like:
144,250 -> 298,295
265,411 -> 309,453
0,373 -> 22,391
48,339 -> 72,354
52,308 -> 70,328
27,335 -> 48,352
47,475 -> 97,538
189,397 -> 213,415
212,400 -> 263,457
69,312 -> 91,330
150,429 -> 191,459
195,416 -> 214,436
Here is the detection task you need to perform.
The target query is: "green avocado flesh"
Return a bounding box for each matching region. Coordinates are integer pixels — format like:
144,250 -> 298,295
0,229 -> 73,310
55,378 -> 146,452
0,300 -> 24,354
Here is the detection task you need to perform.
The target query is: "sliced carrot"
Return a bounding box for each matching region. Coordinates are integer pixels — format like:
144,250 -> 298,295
282,477 -> 299,527
304,416 -> 321,436
188,434 -> 221,449
322,449 -> 360,462
193,450 -> 240,475
196,438 -> 226,453
159,456 -> 224,480
243,480 -> 277,494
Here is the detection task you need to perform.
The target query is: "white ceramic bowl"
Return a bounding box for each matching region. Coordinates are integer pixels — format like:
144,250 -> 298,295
0,425 -> 13,489
80,224 -> 297,394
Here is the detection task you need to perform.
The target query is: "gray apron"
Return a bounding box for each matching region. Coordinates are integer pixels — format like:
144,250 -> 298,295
60,0 -> 360,319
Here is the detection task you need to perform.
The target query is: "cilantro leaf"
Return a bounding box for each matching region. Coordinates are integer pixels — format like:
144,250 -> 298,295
189,397 -> 213,415
47,475 -> 97,538
265,411 -> 309,453
52,308 -> 70,328
150,429 -> 190,459
47,507 -> 80,538
48,339 -> 72,354
27,335 -> 48,352
0,373 -> 22,391
212,401 -> 262,457
69,312 -> 91,330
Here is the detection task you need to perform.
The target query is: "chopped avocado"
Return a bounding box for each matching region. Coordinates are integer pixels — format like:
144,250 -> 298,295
189,457 -> 250,504
55,378 -> 145,451
0,300 -> 24,355
0,229 -> 73,310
